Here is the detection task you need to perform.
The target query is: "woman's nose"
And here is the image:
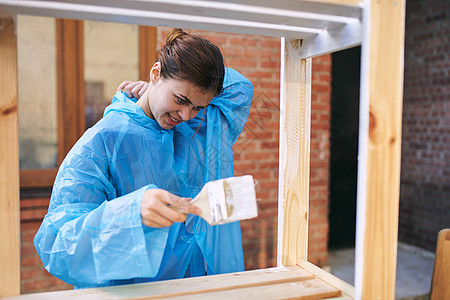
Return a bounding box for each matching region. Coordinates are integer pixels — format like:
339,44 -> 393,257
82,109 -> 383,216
179,106 -> 195,121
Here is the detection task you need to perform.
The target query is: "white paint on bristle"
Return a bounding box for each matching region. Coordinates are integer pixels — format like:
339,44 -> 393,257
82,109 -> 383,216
208,175 -> 257,225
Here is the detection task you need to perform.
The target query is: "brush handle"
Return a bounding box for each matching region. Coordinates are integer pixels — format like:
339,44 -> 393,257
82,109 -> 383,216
169,185 -> 213,225
190,184 -> 213,224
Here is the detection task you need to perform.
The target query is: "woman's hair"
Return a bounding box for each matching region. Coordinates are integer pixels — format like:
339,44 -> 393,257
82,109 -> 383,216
157,28 -> 225,96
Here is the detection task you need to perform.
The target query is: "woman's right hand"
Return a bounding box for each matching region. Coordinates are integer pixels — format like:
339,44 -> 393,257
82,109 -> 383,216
141,189 -> 202,228
117,80 -> 149,99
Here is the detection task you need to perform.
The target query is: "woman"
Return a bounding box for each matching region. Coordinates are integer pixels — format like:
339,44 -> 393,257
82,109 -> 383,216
34,29 -> 253,288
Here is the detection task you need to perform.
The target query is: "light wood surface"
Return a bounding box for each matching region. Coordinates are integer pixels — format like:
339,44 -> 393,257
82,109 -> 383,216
168,278 -> 340,300
297,259 -> 354,298
354,0 -> 406,298
56,19 -> 85,164
0,16 -> 21,297
430,229 -> 450,300
3,266 -> 317,299
279,38 -> 312,266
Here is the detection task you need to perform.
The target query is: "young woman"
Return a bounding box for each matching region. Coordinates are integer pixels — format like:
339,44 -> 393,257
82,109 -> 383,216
34,29 -> 253,288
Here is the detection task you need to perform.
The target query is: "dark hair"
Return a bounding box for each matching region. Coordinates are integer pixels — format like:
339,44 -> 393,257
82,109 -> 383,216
158,28 -> 224,96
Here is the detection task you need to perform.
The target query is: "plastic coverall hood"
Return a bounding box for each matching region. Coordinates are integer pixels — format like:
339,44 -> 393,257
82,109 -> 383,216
34,68 -> 253,288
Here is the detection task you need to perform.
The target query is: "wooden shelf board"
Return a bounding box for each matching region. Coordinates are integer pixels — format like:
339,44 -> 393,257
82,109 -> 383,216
3,265 -> 352,300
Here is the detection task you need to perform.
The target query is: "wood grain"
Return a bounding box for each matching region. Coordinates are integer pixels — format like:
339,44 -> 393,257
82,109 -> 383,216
56,19 -> 85,164
279,38 -> 312,266
20,168 -> 57,187
297,259 -> 354,298
3,266 -> 314,300
355,0 -> 406,298
430,229 -> 450,300
139,26 -> 157,81
168,278 -> 340,300
0,16 -> 21,297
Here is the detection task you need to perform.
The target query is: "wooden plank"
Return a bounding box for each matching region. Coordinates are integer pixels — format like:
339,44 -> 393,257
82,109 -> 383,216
298,20 -> 362,59
354,0 -> 406,299
168,278 -> 341,300
297,259 -> 354,298
430,229 -> 450,300
0,0 -> 328,39
0,0 -> 363,24
278,38 -> 312,266
307,0 -> 363,7
3,266 -> 314,300
139,25 -> 157,81
41,0 -> 356,30
0,16 -> 21,297
56,19 -> 85,164
226,0 -> 363,17
20,168 -> 57,188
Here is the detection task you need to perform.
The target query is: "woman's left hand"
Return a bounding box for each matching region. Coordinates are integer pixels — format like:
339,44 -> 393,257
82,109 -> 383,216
117,80 -> 149,99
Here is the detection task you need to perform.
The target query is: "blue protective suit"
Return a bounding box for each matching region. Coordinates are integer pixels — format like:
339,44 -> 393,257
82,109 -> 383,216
34,68 -> 253,288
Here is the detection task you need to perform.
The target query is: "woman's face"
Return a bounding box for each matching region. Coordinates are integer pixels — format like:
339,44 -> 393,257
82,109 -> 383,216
140,64 -> 215,130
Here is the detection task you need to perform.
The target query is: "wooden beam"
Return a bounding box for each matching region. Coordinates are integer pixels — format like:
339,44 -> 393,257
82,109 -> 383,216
430,229 -> 450,300
20,169 -> 57,188
278,38 -> 312,266
44,0 -> 356,29
0,0 -> 363,39
2,266 -> 316,299
139,25 -> 157,81
56,19 -> 85,163
307,0 -> 363,7
354,0 -> 406,298
0,16 -> 21,297
297,259 -> 354,298
298,19 -> 362,59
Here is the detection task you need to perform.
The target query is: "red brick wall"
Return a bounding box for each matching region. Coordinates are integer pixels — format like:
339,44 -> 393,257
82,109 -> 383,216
398,0 -> 450,251
20,198 -> 73,293
196,31 -> 331,269
308,55 -> 331,266
19,30 -> 332,293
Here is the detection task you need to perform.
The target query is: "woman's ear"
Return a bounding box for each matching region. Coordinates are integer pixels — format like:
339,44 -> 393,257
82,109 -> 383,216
150,62 -> 161,85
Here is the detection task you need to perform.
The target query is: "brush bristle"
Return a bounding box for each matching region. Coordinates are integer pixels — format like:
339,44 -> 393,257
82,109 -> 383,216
207,175 -> 257,225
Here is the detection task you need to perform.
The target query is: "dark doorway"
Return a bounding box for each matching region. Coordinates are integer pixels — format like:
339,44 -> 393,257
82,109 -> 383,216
328,46 -> 361,249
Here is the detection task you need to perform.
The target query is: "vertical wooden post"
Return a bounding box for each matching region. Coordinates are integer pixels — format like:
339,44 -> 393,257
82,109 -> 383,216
355,0 -> 406,299
430,229 -> 450,300
139,26 -> 157,81
278,38 -> 312,266
56,19 -> 85,164
0,16 -> 21,296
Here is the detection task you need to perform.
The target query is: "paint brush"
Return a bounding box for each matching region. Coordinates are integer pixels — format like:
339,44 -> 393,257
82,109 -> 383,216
189,175 -> 258,225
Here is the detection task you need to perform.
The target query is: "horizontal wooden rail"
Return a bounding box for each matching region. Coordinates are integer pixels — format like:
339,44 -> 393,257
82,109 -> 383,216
3,266 -> 349,300
0,0 -> 361,43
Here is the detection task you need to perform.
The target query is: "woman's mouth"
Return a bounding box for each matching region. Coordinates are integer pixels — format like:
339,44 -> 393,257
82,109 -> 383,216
167,113 -> 181,126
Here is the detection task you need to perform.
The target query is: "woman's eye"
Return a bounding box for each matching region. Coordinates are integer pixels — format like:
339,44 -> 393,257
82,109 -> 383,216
176,97 -> 186,105
192,106 -> 202,111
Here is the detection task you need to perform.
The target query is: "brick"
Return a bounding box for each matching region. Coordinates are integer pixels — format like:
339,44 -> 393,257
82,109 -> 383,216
21,268 -> 42,280
22,254 -> 42,267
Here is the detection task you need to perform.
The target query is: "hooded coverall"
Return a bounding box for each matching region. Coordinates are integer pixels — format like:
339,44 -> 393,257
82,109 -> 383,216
34,68 -> 253,288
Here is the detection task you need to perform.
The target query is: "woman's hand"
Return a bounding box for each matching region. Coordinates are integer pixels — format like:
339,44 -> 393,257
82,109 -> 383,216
141,189 -> 202,228
117,80 -> 149,99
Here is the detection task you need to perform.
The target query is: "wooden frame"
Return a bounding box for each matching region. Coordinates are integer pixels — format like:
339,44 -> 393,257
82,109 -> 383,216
0,0 -> 406,299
